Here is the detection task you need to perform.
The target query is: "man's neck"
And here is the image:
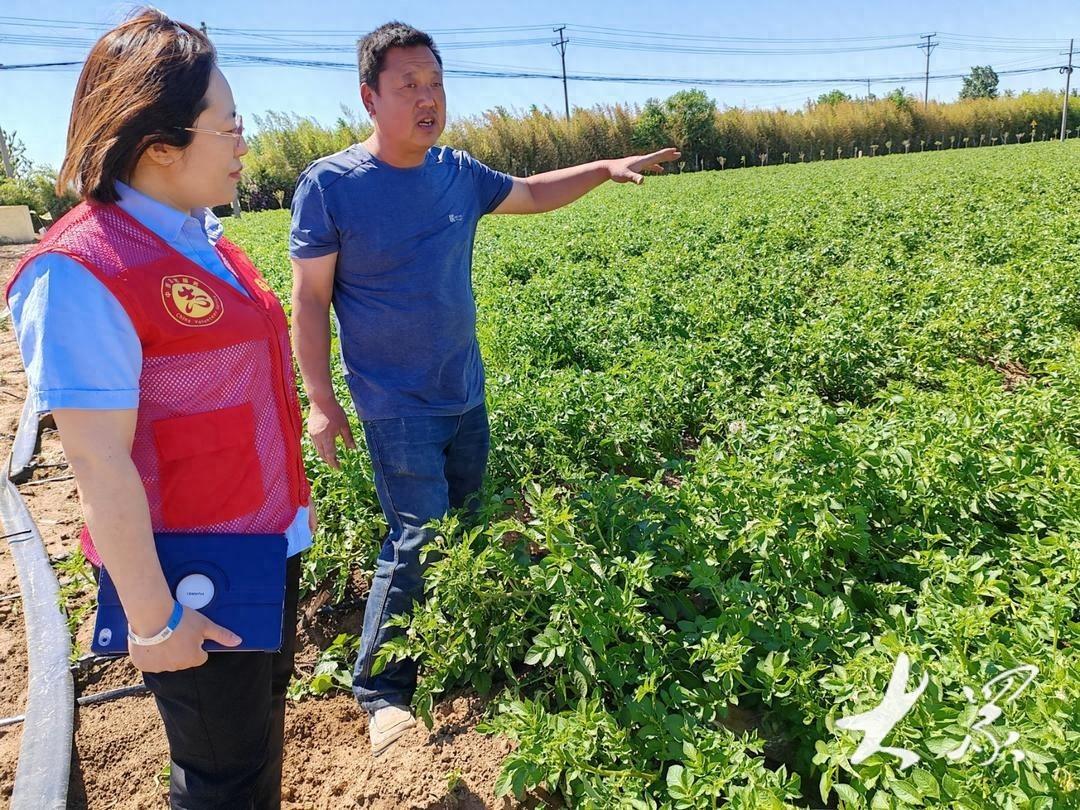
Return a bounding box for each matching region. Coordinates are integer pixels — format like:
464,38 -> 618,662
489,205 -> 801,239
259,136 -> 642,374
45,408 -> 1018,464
362,132 -> 427,168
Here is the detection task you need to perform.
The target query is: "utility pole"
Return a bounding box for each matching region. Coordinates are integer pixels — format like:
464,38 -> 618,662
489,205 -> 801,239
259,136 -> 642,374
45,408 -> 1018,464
919,33 -> 938,109
1061,38 -> 1074,141
553,25 -> 570,121
866,78 -> 871,99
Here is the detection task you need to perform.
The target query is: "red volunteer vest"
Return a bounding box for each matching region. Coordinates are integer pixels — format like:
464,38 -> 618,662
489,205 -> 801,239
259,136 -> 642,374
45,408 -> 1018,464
6,202 -> 310,566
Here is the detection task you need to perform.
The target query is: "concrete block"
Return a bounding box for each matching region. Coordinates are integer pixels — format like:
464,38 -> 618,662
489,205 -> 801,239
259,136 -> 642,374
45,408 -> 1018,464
0,205 -> 37,244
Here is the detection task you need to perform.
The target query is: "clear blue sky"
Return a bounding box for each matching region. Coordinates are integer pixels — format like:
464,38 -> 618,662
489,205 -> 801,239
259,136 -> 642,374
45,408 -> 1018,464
2,0 -> 1078,168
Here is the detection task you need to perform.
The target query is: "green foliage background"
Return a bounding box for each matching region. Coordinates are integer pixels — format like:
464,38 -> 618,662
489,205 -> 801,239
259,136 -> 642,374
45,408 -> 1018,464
236,90 -> 1080,211
227,141 -> 1080,809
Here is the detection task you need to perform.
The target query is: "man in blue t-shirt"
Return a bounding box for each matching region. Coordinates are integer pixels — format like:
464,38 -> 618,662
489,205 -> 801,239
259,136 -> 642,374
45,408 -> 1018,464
289,20 -> 678,756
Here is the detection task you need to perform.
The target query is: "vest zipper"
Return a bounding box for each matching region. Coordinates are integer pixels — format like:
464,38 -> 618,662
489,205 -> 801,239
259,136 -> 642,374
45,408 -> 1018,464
221,243 -> 308,509
258,300 -> 308,506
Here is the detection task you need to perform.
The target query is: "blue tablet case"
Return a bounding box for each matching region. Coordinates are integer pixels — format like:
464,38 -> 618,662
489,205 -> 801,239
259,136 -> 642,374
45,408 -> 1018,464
91,533 -> 288,655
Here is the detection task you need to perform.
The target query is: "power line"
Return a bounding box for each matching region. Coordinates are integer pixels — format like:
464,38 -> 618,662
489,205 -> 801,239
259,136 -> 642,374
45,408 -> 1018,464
0,15 -> 1072,98
2,50 -> 1063,87
2,15 -> 1072,49
566,24 -> 926,43
1,19 -> 1072,61
0,30 -> 891,56
0,15 -> 1070,40
0,16 -> 560,35
0,32 -> 559,52
566,37 -> 926,55
197,55 -> 1077,87
5,29 -> 1065,60
0,14 -> 918,44
0,60 -> 83,70
220,23 -> 561,36
936,30 -> 1071,43
937,43 -> 1067,54
1,47 -> 1065,91
457,50 -> 1057,81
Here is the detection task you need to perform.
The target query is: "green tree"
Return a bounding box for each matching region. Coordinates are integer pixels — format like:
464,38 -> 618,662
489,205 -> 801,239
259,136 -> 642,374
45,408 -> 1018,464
885,87 -> 915,110
631,98 -> 668,152
662,89 -> 718,169
959,66 -> 999,100
816,89 -> 852,105
0,127 -> 32,178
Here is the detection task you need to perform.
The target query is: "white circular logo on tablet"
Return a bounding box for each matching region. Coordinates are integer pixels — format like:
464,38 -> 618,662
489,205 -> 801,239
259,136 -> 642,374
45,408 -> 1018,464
176,574 -> 215,609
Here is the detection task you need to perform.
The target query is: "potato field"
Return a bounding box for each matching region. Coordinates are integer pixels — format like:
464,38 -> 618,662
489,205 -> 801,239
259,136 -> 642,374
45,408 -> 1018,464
226,141 -> 1080,809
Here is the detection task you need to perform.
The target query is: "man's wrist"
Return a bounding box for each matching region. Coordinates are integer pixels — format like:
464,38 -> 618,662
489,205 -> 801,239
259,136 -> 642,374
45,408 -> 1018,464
307,387 -> 339,411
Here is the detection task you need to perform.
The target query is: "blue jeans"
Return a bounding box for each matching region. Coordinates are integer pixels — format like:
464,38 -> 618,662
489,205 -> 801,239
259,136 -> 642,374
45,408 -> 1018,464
352,402 -> 490,713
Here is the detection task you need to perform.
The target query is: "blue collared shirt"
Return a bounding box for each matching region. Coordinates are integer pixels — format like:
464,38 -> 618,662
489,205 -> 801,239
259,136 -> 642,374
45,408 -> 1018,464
8,182 -> 312,557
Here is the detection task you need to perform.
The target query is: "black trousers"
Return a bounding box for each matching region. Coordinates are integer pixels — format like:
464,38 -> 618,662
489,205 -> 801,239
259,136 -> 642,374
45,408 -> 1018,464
141,554 -> 302,810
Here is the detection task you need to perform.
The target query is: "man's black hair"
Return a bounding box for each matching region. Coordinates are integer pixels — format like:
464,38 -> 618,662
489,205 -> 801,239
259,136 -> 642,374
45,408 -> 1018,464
357,21 -> 442,90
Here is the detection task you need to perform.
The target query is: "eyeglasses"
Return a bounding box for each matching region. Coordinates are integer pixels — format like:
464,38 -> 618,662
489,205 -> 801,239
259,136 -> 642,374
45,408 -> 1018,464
181,114 -> 244,143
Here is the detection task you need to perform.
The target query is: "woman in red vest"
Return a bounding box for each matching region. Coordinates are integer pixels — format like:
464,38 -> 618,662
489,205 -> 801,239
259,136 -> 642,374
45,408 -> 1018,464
6,10 -> 312,808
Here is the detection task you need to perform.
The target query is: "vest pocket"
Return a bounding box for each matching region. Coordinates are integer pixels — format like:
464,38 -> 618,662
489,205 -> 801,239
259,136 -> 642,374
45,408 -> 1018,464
152,402 -> 264,529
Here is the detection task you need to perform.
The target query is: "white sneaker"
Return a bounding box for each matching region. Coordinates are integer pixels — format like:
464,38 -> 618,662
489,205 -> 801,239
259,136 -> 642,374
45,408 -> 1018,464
369,705 -> 416,757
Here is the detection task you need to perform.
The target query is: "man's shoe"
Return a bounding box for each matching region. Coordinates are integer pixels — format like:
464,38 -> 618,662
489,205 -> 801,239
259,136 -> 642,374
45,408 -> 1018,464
369,705 -> 416,757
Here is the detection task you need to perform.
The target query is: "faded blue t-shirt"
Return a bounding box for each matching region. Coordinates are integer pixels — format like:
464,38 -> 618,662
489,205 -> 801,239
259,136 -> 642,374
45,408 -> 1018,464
289,144 -> 513,420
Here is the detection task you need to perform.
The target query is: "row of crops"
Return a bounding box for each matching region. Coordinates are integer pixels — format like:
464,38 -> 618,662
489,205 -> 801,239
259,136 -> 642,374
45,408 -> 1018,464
227,141 -> 1080,809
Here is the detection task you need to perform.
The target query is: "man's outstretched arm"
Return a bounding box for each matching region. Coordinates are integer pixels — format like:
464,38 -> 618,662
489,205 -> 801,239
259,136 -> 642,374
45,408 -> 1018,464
492,148 -> 681,215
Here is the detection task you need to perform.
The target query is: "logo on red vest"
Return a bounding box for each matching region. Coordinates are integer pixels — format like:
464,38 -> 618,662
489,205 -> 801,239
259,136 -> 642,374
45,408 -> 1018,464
161,276 -> 224,327
252,276 -> 272,293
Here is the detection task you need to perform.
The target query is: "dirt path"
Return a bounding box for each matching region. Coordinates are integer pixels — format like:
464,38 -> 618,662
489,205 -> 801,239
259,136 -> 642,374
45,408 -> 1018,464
0,244 -> 518,810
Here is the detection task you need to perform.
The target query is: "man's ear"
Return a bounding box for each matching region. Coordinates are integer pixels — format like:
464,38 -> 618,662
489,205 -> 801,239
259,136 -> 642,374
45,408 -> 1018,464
360,82 -> 376,117
143,141 -> 178,167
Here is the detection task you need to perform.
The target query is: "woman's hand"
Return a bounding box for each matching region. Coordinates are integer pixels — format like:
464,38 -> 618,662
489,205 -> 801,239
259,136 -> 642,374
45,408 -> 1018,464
129,606 -> 242,673
52,408 -> 241,674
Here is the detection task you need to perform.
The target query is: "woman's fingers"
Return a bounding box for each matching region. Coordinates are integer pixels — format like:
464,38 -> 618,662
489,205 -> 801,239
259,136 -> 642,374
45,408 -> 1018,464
201,616 -> 241,648
130,609 -> 237,672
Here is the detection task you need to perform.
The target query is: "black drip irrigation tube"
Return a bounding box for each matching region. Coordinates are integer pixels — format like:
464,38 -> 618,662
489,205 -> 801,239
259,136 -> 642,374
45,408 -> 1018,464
0,684 -> 150,728
1,399 -> 74,810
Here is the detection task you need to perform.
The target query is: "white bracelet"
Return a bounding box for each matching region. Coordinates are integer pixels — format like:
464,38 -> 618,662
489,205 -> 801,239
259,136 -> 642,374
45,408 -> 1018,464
128,601 -> 184,647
